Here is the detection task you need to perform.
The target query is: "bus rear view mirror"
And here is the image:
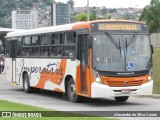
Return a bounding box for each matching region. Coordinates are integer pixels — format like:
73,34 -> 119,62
151,45 -> 154,54
88,35 -> 93,48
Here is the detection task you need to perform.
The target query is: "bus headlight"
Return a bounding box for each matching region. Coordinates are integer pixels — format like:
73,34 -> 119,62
93,69 -> 102,84
148,69 -> 153,82
148,76 -> 152,82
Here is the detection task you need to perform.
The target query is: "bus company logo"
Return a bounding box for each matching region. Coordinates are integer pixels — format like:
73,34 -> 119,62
2,112 -> 11,117
124,81 -> 128,86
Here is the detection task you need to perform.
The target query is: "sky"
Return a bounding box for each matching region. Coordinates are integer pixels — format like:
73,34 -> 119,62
55,0 -> 151,8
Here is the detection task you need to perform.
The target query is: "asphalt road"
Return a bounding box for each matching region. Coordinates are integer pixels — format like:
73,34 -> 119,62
0,72 -> 160,120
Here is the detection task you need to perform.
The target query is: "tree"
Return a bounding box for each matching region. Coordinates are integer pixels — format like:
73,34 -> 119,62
75,12 -> 87,22
90,7 -> 97,20
21,0 -> 33,8
139,0 -> 160,33
0,18 -> 11,28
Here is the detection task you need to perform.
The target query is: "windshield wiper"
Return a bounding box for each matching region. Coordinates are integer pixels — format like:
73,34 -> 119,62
119,39 -> 122,57
105,32 -> 120,49
127,32 -> 138,47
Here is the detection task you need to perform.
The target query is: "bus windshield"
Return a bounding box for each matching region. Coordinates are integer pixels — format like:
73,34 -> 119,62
93,33 -> 152,72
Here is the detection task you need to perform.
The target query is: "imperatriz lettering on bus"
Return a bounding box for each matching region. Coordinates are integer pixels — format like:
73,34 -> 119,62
20,59 -> 63,77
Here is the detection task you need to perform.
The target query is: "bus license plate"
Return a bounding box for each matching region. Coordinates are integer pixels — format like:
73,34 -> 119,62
121,89 -> 131,94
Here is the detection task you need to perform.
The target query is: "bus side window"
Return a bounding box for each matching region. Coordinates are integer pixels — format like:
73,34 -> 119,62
51,33 -> 63,57
17,37 -> 22,57
30,36 -> 40,57
5,40 -> 11,58
63,32 -> 76,57
21,36 -> 30,57
40,34 -> 51,57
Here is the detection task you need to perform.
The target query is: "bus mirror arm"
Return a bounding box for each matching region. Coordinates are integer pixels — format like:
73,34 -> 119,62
88,35 -> 93,49
151,45 -> 154,54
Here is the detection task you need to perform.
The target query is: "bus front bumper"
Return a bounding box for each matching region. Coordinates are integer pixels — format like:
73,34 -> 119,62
91,80 -> 153,98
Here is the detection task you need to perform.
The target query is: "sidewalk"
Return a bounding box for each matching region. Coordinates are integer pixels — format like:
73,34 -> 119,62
136,94 -> 160,99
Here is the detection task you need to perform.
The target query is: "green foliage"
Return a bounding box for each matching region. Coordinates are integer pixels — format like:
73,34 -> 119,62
90,7 -> 97,20
139,0 -> 160,33
0,18 -> 11,28
0,100 -> 117,120
75,12 -> 87,22
42,0 -> 52,6
21,0 -> 33,7
0,0 -> 16,17
75,11 -> 97,22
106,15 -> 111,19
152,47 -> 160,94
0,0 -> 53,27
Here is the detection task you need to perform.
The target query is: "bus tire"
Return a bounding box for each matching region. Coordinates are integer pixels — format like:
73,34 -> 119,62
23,73 -> 33,93
67,78 -> 80,103
114,96 -> 129,102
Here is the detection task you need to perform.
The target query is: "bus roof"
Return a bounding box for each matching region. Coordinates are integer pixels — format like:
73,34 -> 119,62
6,20 -> 146,38
0,28 -> 20,37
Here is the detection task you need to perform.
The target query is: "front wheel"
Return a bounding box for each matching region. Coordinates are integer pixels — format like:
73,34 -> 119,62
114,96 -> 129,102
67,78 -> 80,103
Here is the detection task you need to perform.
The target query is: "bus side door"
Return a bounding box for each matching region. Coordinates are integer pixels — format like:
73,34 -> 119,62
11,40 -> 17,83
77,32 -> 90,97
5,40 -> 17,83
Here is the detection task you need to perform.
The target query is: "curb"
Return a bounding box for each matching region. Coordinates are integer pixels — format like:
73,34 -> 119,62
136,94 -> 160,98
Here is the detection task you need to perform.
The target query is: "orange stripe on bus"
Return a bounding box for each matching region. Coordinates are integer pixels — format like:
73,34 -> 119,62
35,59 -> 67,89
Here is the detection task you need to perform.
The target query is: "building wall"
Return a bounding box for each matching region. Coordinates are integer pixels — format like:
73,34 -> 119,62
52,2 -> 73,26
12,10 -> 38,29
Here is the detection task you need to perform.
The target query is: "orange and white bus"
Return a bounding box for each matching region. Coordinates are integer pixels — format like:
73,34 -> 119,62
5,20 -> 153,102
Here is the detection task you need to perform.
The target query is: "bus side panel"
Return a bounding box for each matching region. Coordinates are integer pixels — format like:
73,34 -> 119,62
16,58 -> 78,93
5,58 -> 13,82
41,59 -> 78,92
15,58 -> 29,84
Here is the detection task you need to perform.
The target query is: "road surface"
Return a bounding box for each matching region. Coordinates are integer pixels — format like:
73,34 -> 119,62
0,72 -> 160,120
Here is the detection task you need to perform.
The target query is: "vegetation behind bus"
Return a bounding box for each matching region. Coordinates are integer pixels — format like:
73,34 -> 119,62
152,47 -> 160,94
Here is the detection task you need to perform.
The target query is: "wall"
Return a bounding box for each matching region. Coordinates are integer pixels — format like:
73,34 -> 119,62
150,33 -> 160,47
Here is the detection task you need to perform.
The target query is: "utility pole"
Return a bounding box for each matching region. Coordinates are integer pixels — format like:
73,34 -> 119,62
87,0 -> 89,21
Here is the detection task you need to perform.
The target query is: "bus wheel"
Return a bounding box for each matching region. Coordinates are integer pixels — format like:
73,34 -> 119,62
114,96 -> 129,102
23,73 -> 32,93
67,78 -> 80,103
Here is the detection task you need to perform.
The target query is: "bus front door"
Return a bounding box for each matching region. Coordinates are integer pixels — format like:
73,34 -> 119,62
77,34 -> 90,96
10,41 -> 17,84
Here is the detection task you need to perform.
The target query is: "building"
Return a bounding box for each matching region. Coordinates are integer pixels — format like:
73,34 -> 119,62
52,0 -> 74,26
12,10 -> 38,29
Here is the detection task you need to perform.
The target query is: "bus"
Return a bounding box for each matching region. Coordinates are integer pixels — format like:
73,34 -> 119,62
5,20 -> 153,102
0,28 -> 18,54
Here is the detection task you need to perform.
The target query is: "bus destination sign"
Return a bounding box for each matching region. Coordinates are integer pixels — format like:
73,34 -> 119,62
98,23 -> 139,31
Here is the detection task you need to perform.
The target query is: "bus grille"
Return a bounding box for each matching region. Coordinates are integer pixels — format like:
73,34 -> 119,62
106,80 -> 144,87
101,76 -> 147,87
